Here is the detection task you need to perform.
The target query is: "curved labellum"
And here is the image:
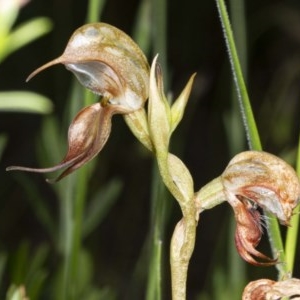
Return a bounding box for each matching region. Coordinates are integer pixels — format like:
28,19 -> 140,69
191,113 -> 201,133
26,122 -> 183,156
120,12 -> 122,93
7,103 -> 117,182
221,150 -> 300,265
233,199 -> 277,266
6,23 -> 150,181
27,22 -> 150,111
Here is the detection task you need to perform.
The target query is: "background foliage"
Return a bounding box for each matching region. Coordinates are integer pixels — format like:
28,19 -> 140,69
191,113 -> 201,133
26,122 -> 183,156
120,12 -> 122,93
1,0 -> 300,299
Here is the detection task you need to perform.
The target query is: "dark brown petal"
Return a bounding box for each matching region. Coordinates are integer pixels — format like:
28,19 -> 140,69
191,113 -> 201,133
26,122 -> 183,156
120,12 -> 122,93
233,201 -> 277,266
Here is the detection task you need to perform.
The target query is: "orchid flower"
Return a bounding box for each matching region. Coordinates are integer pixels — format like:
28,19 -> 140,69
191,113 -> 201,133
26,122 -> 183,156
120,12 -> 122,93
195,150 -> 300,265
7,22 -> 149,182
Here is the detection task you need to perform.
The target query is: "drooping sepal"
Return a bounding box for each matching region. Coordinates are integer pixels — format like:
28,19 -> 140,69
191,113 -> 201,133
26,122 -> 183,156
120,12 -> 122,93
7,102 -> 115,182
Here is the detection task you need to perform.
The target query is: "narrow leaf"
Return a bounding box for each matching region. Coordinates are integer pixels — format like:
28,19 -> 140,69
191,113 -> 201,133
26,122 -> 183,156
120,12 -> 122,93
0,91 -> 53,114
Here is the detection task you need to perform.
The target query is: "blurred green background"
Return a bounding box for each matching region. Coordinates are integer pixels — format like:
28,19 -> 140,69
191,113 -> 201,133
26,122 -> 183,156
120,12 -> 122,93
0,0 -> 300,299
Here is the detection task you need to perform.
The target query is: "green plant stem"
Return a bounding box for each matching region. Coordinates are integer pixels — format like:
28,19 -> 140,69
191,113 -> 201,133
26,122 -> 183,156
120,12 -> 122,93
215,0 -> 260,150
152,0 -> 168,82
215,0 -> 287,278
157,152 -> 196,300
170,217 -> 196,300
194,177 -> 225,212
59,171 -> 88,300
70,168 -> 89,296
59,176 -> 74,300
284,135 -> 300,275
146,164 -> 166,300
86,0 -> 106,23
133,0 -> 151,56
147,0 -> 171,298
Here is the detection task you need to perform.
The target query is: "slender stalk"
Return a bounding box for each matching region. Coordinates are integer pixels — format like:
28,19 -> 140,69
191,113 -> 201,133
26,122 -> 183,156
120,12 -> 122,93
147,57 -> 197,299
145,0 -> 170,299
70,167 -> 89,296
156,152 -> 196,300
146,164 -> 166,300
152,0 -> 168,83
215,0 -> 260,150
170,217 -> 196,300
285,135 -> 300,275
228,0 -> 248,292
133,0 -> 151,56
194,177 -> 225,212
215,0 -> 287,277
86,0 -> 106,23
59,176 -> 74,300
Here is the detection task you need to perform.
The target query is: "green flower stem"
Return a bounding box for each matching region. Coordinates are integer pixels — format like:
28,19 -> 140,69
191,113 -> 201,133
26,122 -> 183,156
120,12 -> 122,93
146,55 -> 197,299
128,105 -> 196,300
267,218 -> 286,277
215,0 -> 287,278
146,164 -> 165,300
149,0 -> 168,296
156,151 -> 196,300
285,135 -> 300,275
170,217 -> 196,300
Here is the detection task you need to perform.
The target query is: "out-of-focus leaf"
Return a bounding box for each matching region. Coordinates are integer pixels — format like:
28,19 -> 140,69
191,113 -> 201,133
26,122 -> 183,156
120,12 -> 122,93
26,269 -> 47,300
3,17 -> 52,61
0,253 -> 8,290
82,179 -> 122,237
15,174 -> 56,241
9,241 -> 30,284
0,0 -> 19,39
84,287 -> 117,300
0,134 -> 8,160
8,242 -> 48,300
0,91 -> 53,114
25,244 -> 48,281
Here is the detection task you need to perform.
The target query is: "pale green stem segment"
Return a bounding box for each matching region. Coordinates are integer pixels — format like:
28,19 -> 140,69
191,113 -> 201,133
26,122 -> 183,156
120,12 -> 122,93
124,44 -> 195,299
147,57 -> 197,300
194,177 -> 226,214
125,63 -> 197,299
285,135 -> 300,275
215,0 -> 287,278
166,155 -> 197,300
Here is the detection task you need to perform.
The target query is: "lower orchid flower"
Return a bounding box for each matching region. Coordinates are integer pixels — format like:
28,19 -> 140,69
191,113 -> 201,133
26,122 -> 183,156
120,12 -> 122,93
195,150 -> 300,266
221,151 -> 300,265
